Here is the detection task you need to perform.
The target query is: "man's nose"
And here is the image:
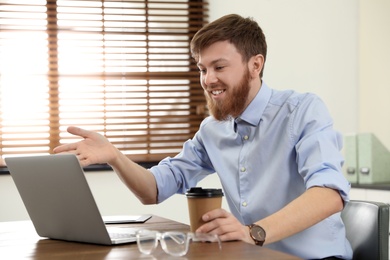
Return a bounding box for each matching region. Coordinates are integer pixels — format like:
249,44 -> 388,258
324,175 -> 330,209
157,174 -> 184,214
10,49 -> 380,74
203,71 -> 218,86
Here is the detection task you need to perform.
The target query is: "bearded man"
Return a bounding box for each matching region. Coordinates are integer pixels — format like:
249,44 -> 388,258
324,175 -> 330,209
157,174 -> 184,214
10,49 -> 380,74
54,14 -> 352,260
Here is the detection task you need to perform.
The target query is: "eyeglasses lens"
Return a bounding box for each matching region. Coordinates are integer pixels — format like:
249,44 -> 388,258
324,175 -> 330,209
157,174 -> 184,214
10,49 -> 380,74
136,230 -> 221,257
136,230 -> 158,255
161,232 -> 189,257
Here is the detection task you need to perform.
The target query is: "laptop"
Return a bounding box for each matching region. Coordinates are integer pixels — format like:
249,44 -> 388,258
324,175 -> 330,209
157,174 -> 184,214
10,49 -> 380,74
5,154 -> 150,245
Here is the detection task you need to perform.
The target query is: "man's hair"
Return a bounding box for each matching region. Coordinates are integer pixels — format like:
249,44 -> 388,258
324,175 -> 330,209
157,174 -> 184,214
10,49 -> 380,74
190,14 -> 267,78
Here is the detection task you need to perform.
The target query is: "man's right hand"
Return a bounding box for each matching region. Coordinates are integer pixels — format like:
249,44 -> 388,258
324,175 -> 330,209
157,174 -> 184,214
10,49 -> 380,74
53,126 -> 119,167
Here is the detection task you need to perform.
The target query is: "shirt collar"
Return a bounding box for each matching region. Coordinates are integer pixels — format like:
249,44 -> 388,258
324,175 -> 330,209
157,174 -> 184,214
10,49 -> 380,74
235,81 -> 271,127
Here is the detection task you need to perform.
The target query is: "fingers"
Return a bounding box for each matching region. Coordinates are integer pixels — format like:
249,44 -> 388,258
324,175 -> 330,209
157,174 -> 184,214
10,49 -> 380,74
52,145 -> 90,167
196,209 -> 229,233
202,208 -> 229,222
53,126 -> 90,154
51,126 -> 98,168
67,126 -> 92,138
196,209 -> 249,242
53,143 -> 77,154
77,155 -> 91,167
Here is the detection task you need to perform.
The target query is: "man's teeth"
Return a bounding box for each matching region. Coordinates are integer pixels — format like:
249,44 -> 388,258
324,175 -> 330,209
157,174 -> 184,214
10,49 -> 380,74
212,90 -> 224,95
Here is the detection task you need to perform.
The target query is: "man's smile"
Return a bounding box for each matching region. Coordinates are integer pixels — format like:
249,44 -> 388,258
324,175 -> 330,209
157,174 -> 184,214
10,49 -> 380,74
210,89 -> 226,96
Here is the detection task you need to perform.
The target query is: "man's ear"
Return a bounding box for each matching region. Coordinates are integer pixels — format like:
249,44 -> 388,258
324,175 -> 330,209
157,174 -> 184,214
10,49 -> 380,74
250,54 -> 264,77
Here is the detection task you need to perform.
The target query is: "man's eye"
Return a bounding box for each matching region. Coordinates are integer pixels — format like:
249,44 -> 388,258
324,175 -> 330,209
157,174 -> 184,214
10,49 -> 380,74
216,66 -> 224,70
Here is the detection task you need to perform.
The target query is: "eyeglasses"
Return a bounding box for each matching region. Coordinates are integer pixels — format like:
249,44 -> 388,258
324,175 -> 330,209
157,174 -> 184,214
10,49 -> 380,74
136,229 -> 222,257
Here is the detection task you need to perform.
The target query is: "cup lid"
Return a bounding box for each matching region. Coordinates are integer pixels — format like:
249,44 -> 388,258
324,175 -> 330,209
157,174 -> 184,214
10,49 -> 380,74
186,187 -> 224,198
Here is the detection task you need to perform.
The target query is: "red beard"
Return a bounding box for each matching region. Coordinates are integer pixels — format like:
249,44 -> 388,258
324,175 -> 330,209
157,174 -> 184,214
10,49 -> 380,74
205,68 -> 251,121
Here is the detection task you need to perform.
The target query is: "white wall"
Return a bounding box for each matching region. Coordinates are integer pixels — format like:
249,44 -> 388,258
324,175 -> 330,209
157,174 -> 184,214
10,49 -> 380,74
359,0 -> 390,149
208,0 -> 359,135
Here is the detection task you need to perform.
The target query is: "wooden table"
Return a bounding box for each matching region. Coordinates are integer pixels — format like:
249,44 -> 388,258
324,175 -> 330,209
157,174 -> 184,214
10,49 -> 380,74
0,215 -> 301,259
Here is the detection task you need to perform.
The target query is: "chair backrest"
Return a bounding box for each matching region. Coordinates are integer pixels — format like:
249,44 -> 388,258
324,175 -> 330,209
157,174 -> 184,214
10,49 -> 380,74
341,200 -> 389,260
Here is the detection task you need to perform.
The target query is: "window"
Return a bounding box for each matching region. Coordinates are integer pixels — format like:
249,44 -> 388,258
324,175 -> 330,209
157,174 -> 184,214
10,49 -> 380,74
0,0 -> 208,166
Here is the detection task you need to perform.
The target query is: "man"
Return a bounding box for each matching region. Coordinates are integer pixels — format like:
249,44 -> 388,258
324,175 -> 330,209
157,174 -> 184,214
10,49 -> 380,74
54,14 -> 352,259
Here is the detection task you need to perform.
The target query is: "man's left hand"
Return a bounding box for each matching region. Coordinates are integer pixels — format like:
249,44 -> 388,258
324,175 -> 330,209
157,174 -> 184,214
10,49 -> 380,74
195,208 -> 254,244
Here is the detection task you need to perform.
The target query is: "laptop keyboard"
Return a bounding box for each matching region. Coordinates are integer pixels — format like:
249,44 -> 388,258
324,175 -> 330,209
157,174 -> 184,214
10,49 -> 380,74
107,227 -> 138,240
110,232 -> 136,239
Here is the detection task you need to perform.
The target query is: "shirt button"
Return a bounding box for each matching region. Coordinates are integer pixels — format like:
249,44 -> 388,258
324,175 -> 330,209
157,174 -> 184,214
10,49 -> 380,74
240,167 -> 246,172
243,135 -> 249,140
242,202 -> 248,207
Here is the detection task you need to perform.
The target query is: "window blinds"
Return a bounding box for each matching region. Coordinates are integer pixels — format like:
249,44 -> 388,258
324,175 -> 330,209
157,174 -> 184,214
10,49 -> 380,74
0,0 -> 208,165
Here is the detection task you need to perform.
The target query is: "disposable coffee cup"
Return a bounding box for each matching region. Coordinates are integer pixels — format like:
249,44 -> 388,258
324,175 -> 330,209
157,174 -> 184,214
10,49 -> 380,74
186,187 -> 224,232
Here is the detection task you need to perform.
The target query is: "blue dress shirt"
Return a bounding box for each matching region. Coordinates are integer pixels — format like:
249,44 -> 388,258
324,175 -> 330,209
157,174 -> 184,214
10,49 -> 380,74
150,82 -> 353,259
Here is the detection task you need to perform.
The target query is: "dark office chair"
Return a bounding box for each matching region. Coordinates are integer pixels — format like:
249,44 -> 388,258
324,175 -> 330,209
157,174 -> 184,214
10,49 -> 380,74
341,200 -> 389,260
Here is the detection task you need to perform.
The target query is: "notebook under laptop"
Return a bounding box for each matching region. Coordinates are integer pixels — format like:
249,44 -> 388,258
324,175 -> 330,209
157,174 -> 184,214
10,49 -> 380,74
5,154 -> 148,245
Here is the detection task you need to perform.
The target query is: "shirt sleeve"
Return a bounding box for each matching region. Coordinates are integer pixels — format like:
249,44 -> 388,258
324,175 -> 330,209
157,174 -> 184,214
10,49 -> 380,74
149,130 -> 215,203
292,94 -> 351,203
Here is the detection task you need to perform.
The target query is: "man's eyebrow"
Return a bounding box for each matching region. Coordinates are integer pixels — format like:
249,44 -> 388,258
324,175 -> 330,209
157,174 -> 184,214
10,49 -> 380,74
197,58 -> 228,67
